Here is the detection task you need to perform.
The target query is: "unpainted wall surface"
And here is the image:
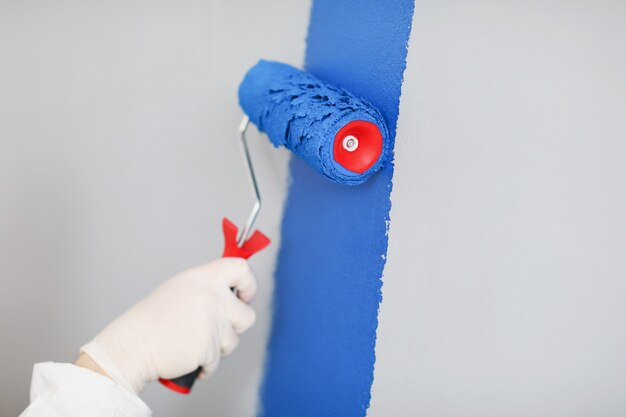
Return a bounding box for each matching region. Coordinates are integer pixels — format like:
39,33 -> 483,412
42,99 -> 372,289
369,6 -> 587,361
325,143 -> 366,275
0,1 -> 308,416
370,1 -> 626,416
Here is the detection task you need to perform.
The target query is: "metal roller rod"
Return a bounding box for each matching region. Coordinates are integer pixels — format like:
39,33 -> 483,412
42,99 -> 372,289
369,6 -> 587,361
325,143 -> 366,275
237,116 -> 261,246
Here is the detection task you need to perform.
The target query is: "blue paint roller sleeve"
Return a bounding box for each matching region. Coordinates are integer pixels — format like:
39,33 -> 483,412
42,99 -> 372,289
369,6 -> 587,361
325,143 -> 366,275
238,60 -> 391,185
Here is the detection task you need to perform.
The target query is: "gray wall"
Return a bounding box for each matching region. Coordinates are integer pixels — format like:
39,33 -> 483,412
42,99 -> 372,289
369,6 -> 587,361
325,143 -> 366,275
0,1 -> 308,415
4,1 -> 626,416
370,1 -> 626,416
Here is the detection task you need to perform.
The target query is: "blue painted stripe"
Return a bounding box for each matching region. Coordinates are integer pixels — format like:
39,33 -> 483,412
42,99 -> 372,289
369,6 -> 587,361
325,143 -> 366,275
259,1 -> 414,416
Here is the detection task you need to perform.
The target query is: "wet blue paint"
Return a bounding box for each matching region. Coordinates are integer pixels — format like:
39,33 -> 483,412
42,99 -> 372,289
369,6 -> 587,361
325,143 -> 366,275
259,0 -> 414,415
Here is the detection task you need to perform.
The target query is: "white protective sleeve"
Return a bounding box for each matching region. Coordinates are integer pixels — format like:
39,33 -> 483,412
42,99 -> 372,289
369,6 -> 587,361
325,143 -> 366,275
19,362 -> 151,417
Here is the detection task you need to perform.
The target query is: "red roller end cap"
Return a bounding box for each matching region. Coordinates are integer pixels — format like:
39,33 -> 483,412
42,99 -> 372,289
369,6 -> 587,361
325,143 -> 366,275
333,120 -> 383,174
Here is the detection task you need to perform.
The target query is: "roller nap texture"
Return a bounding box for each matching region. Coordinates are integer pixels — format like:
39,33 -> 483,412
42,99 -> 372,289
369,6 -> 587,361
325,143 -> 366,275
238,60 -> 390,185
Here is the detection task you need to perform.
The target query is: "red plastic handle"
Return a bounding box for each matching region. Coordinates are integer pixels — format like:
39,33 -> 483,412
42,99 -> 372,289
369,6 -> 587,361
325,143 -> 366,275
221,217 -> 271,259
159,217 -> 270,394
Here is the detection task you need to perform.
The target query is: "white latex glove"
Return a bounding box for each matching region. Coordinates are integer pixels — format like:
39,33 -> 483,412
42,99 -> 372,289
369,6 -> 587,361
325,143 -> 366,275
80,258 -> 257,395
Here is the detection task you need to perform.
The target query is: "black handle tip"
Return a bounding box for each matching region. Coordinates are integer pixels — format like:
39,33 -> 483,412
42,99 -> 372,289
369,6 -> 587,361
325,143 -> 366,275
159,367 -> 201,394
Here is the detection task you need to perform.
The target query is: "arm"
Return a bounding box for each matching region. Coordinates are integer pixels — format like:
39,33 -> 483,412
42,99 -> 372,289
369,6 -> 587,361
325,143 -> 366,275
20,258 -> 257,417
75,352 -> 111,379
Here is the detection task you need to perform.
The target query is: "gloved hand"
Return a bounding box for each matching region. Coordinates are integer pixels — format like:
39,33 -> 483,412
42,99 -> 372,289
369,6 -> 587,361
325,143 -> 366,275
80,258 -> 257,395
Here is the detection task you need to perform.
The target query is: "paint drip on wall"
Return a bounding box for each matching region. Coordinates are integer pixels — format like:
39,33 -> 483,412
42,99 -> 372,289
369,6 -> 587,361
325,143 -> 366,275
259,0 -> 414,415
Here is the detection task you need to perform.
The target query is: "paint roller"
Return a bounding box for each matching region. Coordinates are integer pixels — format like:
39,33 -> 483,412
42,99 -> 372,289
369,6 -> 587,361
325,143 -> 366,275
160,60 -> 391,394
240,60 -> 390,185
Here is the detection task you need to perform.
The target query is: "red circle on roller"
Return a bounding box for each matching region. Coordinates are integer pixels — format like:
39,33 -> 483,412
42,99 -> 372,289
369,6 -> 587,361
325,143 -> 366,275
333,120 -> 383,174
